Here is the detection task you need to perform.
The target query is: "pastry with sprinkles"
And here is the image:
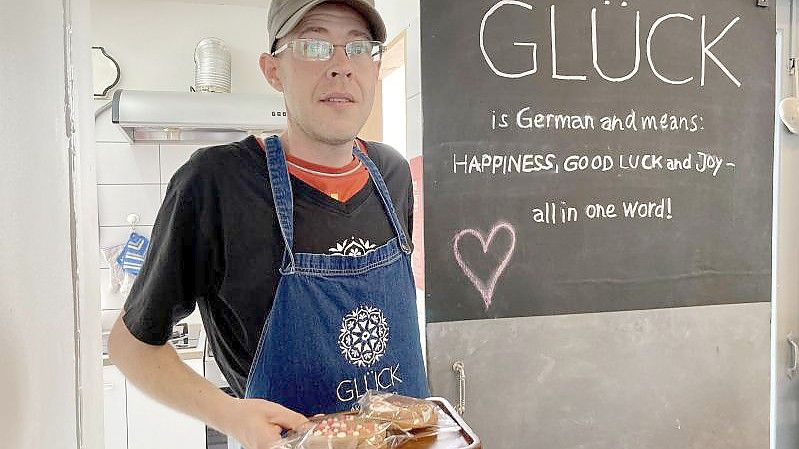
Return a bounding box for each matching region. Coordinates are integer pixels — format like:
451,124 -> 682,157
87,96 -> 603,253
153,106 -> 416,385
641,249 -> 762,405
303,414 -> 387,449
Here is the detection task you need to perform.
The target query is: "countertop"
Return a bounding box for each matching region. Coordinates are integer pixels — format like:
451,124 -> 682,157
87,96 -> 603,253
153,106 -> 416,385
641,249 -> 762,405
103,334 -> 206,366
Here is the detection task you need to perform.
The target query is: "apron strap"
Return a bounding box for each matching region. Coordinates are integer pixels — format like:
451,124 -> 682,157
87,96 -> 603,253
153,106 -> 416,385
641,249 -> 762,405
264,136 -> 296,274
264,136 -> 413,272
353,140 -> 413,254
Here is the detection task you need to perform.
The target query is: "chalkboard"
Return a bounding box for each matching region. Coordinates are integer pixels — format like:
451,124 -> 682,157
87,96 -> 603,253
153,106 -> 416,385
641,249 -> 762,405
422,0 -> 775,323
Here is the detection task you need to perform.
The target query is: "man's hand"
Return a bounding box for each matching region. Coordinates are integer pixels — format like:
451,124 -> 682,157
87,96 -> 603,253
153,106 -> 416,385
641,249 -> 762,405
108,317 -> 307,449
222,398 -> 309,449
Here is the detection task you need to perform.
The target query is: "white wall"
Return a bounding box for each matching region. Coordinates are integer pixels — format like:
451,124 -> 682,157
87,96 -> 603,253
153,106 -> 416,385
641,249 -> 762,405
381,64 -> 407,155
375,0 -> 423,159
91,0 -> 273,94
375,0 -> 420,43
0,0 -> 98,448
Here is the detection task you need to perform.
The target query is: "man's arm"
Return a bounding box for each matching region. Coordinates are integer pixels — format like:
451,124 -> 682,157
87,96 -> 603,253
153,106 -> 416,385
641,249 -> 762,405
112,154 -> 306,448
108,315 -> 307,449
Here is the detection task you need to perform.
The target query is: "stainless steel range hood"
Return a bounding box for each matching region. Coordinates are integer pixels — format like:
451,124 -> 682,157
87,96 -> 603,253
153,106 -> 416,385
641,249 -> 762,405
111,89 -> 287,143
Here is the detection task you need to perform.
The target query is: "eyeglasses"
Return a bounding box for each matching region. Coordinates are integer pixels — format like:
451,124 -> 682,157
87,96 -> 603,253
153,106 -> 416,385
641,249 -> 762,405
272,38 -> 384,63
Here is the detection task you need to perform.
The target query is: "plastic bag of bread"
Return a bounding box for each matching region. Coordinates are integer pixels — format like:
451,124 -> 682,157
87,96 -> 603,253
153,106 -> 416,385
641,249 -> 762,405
356,391 -> 459,434
269,411 -> 412,449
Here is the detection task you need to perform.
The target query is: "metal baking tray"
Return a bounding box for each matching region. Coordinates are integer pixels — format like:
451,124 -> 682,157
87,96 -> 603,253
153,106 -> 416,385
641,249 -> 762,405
400,397 -> 481,449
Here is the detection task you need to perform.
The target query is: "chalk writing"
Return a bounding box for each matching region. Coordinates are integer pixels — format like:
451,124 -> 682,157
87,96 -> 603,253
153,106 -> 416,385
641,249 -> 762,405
421,0 -> 773,320
480,1 -> 741,87
531,198 -> 674,226
490,108 -> 704,133
453,222 -> 517,309
452,151 -> 734,177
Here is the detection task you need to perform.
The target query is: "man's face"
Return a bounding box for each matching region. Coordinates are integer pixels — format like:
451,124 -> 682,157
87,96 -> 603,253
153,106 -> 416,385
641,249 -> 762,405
261,3 -> 380,146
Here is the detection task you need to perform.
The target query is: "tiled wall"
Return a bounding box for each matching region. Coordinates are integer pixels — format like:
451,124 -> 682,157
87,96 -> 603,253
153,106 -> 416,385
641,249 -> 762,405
95,102 -> 206,332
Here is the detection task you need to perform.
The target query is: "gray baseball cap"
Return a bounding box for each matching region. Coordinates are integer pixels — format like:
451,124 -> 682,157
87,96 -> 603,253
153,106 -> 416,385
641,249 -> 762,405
267,0 -> 387,52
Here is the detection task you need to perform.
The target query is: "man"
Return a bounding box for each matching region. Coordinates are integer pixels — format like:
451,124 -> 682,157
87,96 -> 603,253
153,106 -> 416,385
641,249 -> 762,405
107,1 -> 430,448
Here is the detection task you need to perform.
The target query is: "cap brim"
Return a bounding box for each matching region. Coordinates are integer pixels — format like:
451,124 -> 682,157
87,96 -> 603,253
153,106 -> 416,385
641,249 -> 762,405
274,0 -> 387,47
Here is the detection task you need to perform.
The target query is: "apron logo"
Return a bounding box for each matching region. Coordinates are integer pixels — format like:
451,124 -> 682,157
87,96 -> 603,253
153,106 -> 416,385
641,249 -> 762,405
335,363 -> 404,403
329,236 -> 378,256
338,305 -> 390,367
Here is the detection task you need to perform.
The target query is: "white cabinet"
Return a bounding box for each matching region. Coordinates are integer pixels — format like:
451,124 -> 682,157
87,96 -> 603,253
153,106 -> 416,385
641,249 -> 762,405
103,366 -> 128,449
103,358 -> 207,449
126,358 -> 207,449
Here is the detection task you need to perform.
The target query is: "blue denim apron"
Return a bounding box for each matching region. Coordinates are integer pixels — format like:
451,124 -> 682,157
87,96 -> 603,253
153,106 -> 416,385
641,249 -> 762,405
244,136 -> 430,417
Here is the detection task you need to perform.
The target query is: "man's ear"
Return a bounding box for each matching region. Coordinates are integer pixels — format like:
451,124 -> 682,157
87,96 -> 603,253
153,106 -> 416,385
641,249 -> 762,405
260,53 -> 285,92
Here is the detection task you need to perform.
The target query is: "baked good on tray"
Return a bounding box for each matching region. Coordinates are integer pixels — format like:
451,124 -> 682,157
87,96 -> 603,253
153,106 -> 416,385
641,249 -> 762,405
360,393 -> 438,431
302,414 -> 387,449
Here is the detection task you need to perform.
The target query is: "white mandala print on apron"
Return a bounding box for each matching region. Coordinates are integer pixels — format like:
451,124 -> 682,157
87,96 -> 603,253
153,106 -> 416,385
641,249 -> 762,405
338,305 -> 390,367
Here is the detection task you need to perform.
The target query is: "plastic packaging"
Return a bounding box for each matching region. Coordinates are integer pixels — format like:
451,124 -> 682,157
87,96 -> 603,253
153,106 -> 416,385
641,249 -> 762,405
359,392 -> 461,438
100,243 -> 136,297
270,411 -> 411,449
269,392 -> 462,449
360,391 -> 438,430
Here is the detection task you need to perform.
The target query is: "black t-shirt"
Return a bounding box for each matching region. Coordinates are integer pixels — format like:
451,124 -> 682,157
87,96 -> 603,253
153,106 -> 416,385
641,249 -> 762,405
122,136 -> 414,397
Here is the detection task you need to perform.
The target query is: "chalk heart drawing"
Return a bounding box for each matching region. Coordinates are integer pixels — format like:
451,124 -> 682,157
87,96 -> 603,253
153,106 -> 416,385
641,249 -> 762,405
453,222 -> 517,310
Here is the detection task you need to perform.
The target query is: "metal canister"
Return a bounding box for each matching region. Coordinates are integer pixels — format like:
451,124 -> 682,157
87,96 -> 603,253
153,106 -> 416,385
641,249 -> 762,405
194,37 -> 231,93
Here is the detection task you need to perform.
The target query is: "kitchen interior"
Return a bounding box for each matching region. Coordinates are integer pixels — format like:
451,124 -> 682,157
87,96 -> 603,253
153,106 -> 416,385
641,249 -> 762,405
7,0 -> 799,448
92,0 -> 422,448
